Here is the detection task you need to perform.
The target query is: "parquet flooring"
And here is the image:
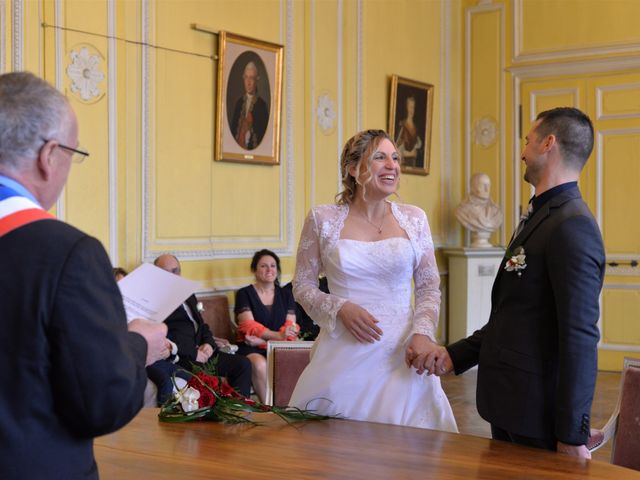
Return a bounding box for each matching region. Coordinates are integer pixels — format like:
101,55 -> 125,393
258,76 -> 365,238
440,369 -> 621,463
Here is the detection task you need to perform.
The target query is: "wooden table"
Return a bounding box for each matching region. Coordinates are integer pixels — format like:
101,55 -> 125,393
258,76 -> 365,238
94,409 -> 640,479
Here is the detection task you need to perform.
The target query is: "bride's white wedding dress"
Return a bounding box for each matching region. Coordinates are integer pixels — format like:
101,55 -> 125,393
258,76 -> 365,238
289,202 -> 457,431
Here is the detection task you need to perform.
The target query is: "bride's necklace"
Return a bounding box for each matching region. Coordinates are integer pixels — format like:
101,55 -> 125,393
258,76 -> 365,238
358,208 -> 387,234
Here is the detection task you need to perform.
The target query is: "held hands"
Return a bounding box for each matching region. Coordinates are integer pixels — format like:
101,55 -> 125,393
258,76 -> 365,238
405,334 -> 453,376
196,343 -> 214,363
557,442 -> 592,459
337,301 -> 383,343
127,319 -> 170,366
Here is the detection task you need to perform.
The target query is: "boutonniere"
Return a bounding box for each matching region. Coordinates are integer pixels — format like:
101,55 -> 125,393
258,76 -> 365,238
504,246 -> 527,276
196,301 -> 205,314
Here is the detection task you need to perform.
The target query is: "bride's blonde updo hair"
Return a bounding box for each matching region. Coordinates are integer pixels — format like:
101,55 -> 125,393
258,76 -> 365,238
335,129 -> 397,205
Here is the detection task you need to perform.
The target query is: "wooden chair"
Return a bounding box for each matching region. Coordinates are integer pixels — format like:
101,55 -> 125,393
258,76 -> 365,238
197,294 -> 236,343
588,357 -> 640,470
265,341 -> 313,406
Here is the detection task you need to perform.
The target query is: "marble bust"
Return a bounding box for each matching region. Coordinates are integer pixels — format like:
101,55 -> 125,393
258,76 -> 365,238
455,173 -> 503,248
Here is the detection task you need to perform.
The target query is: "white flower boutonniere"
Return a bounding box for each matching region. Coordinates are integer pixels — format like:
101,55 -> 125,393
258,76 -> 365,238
196,302 -> 205,314
504,246 -> 527,276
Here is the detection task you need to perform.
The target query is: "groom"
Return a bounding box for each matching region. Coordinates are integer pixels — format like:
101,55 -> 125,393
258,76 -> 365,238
418,107 -> 605,458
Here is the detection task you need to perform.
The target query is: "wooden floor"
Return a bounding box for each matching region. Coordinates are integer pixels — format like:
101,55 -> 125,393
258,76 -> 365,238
440,369 -> 620,463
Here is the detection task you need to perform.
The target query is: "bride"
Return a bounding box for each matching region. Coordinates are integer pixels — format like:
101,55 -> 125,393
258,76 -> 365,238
289,129 -> 457,431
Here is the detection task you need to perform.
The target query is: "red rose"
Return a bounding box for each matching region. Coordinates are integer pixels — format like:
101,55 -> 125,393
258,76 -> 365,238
198,389 -> 216,408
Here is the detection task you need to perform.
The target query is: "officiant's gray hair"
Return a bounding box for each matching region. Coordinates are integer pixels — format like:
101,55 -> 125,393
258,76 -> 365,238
0,72 -> 69,171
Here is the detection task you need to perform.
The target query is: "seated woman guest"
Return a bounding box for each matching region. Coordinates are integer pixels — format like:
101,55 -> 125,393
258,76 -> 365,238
235,249 -> 299,402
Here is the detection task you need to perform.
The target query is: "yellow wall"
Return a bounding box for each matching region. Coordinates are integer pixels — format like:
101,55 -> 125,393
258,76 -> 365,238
4,0 -> 639,369
3,0 -> 462,304
463,0 -> 640,370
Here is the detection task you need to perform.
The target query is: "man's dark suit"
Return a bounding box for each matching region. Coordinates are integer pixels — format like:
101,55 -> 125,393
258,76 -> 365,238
447,186 -> 605,446
0,219 -> 148,479
165,295 -> 251,396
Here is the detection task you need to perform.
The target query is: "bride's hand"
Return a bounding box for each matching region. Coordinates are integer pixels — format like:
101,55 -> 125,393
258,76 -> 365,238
405,334 -> 453,375
337,302 -> 383,343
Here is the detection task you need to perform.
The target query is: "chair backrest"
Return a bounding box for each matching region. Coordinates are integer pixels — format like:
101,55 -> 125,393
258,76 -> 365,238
265,341 -> 313,407
197,294 -> 235,343
611,357 -> 640,470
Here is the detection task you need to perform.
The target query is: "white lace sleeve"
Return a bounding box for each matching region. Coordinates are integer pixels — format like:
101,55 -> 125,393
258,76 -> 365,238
395,204 -> 441,341
292,208 -> 347,334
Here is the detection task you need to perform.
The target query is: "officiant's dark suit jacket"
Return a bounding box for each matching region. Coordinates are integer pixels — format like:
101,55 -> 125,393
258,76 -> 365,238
447,186 -> 605,446
0,219 -> 148,479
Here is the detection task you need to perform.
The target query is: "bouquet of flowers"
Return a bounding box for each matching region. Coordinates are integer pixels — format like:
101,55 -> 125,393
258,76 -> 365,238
158,361 -> 334,425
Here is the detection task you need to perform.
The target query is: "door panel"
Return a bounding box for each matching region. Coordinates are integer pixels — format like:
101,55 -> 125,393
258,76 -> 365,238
520,72 -> 640,370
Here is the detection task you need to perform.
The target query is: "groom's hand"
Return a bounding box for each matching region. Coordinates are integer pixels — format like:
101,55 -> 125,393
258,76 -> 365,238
406,335 -> 454,376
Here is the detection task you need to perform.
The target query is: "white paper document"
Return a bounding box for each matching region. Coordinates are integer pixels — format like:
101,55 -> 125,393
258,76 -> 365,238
117,263 -> 200,322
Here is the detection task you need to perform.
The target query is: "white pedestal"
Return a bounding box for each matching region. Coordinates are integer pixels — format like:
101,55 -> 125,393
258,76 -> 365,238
443,247 -> 505,344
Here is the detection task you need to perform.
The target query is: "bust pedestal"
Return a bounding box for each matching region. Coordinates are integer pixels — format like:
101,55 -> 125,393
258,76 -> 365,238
443,247 -> 505,344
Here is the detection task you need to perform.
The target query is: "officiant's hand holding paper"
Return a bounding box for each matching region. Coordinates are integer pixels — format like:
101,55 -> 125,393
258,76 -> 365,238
128,319 -> 171,366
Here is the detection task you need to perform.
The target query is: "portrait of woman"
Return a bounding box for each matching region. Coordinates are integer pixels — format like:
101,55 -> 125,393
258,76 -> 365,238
388,75 -> 434,175
395,95 -> 424,168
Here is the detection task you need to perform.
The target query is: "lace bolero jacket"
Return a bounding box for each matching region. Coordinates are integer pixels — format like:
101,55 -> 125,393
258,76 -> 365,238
292,202 -> 441,340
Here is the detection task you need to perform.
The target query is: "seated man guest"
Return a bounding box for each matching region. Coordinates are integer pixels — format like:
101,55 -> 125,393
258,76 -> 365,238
153,254 -> 252,399
235,249 -> 299,402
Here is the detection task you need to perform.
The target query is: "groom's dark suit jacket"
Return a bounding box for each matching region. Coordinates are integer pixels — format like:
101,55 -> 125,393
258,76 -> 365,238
447,186 -> 605,445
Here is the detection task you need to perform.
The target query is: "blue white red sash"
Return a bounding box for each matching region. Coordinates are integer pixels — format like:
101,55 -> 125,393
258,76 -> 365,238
0,185 -> 55,237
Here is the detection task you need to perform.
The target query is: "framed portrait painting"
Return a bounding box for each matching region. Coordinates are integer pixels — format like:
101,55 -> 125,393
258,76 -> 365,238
388,75 -> 434,175
215,31 -> 283,164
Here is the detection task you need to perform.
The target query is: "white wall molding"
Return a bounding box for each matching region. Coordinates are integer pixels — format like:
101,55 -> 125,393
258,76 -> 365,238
107,0 -> 118,264
512,0 -> 640,63
0,1 -> 5,72
54,0 -> 65,219
356,0 -> 362,131
596,83 -> 640,120
309,0 -> 316,207
141,0 -> 152,261
141,0 -> 295,261
464,2 -> 505,245
529,87 -> 579,115
11,0 -> 22,70
440,0 -> 453,246
284,0 -> 294,257
336,0 -> 343,194
509,55 -> 640,79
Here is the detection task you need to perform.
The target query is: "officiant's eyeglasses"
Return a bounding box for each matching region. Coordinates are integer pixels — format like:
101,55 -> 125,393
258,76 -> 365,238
41,138 -> 90,164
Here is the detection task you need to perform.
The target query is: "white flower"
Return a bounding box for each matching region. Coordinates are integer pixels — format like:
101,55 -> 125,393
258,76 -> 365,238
504,246 -> 527,275
474,116 -> 497,148
176,386 -> 200,412
66,47 -> 105,102
316,94 -> 336,134
196,301 -> 205,313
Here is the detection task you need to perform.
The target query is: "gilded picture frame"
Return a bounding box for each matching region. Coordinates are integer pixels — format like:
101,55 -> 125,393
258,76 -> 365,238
215,31 -> 283,164
388,75 -> 434,175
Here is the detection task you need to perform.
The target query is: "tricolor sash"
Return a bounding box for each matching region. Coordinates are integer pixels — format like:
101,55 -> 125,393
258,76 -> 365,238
0,185 -> 55,237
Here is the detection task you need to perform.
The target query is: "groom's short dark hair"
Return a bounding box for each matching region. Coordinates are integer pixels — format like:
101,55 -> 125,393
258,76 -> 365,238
535,107 -> 594,172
